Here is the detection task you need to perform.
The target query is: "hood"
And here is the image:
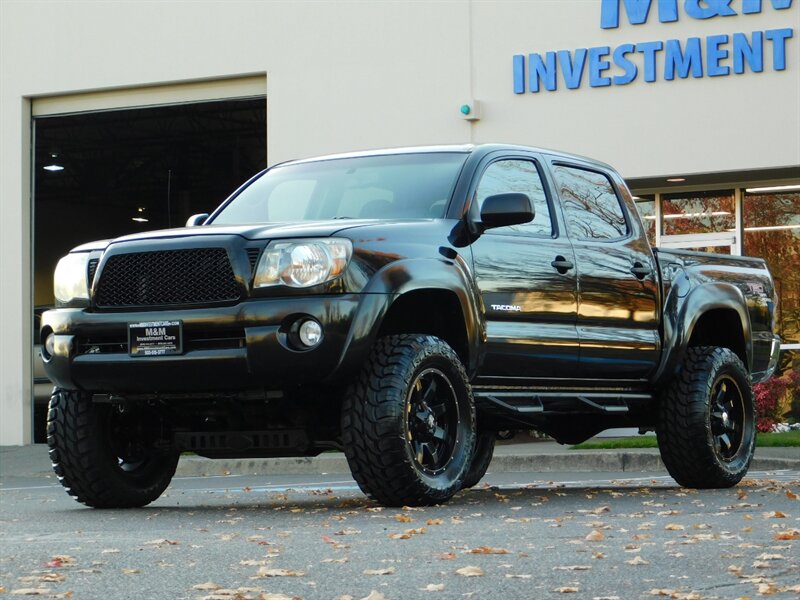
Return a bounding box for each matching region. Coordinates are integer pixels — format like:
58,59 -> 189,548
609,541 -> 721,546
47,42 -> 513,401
70,219 -> 427,253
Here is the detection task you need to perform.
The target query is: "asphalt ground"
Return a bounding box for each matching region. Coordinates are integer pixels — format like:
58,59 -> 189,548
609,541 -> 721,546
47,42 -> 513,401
1,468 -> 799,599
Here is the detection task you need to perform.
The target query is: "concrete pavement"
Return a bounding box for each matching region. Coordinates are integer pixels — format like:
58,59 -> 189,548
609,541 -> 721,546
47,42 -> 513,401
2,439 -> 798,479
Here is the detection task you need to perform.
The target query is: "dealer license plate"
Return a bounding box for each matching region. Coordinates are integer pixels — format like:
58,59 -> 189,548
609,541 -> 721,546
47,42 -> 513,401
128,321 -> 183,357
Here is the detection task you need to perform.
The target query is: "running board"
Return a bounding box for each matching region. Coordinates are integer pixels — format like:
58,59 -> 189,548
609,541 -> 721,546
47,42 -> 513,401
474,390 -> 654,416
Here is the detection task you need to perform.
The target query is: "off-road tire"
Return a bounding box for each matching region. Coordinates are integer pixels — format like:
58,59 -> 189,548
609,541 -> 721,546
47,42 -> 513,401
47,388 -> 179,508
461,430 -> 495,489
657,346 -> 755,489
342,335 -> 476,506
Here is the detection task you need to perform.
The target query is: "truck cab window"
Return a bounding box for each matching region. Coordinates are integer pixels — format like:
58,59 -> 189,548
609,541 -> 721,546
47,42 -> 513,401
553,165 -> 627,240
476,159 -> 553,237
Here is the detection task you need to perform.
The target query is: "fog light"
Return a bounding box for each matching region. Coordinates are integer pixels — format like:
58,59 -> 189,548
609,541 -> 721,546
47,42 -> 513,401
44,333 -> 56,360
298,320 -> 323,348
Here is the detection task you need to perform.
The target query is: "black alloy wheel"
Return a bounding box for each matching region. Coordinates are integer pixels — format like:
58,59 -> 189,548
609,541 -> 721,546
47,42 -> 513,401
709,375 -> 746,461
406,368 -> 460,475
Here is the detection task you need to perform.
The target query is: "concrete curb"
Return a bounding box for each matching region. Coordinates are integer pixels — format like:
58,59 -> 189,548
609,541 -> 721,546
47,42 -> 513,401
173,452 -> 800,478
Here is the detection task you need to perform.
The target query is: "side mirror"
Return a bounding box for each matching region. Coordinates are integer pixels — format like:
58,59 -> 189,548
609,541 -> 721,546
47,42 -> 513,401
185,213 -> 209,227
480,193 -> 534,230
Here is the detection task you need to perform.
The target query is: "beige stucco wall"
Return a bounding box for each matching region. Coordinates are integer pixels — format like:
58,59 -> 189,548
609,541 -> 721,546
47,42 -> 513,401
1,0 -> 798,444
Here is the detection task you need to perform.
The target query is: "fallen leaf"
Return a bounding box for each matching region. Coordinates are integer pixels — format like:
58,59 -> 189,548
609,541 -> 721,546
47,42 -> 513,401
626,556 -> 649,565
193,582 -> 222,590
762,511 -> 787,519
426,519 -> 443,526
773,529 -> 800,540
554,565 -> 591,571
756,553 -> 785,561
585,529 -> 605,541
455,566 -> 484,577
553,587 -> 579,593
420,583 -> 445,591
143,538 -> 179,546
505,574 -> 532,579
649,590 -> 677,597
363,567 -> 396,576
468,546 -> 509,555
592,505 -> 610,514
787,490 -> 798,500
395,514 -> 412,523
122,569 -> 139,575
10,590 -> 52,596
334,528 -> 361,536
254,568 -> 305,578
664,524 -> 685,531
360,592 -> 387,600
100,549 -> 119,554
437,552 -> 456,561
389,533 -> 412,540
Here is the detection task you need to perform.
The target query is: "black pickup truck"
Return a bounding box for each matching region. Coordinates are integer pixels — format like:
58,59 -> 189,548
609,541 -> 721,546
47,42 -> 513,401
41,144 -> 782,508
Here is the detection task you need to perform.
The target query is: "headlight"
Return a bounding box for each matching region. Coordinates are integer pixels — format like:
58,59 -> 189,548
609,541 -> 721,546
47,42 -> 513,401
253,238 -> 352,289
54,253 -> 90,306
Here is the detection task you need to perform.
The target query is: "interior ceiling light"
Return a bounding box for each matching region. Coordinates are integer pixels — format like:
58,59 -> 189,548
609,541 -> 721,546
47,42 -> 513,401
131,217 -> 149,223
663,211 -> 731,220
43,152 -> 64,172
745,184 -> 800,193
666,177 -> 686,182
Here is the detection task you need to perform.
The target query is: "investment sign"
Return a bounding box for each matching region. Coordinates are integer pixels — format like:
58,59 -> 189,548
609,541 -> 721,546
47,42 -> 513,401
513,0 -> 795,93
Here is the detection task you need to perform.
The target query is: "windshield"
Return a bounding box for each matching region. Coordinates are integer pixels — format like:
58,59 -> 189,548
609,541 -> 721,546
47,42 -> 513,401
210,152 -> 468,225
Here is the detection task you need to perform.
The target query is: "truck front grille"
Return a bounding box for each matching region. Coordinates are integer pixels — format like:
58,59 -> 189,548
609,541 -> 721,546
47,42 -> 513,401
95,248 -> 240,307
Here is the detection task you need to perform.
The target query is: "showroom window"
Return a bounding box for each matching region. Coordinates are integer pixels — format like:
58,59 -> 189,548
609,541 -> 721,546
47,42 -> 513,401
743,190 -> 800,344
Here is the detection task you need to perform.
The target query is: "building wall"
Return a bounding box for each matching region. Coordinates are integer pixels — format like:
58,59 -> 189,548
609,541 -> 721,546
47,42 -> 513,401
1,0 -> 798,444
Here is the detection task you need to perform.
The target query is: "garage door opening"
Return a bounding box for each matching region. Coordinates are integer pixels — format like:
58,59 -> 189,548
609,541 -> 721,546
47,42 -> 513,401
31,96 -> 267,442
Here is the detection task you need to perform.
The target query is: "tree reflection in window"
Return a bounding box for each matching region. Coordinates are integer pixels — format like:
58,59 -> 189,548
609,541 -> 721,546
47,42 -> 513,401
554,165 -> 627,240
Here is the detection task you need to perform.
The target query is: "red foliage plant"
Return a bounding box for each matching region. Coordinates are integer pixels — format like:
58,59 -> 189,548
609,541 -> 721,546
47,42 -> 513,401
753,370 -> 800,432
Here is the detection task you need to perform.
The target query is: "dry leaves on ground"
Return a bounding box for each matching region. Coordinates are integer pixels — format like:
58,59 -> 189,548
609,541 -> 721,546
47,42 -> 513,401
626,556 -> 650,566
553,587 -> 579,593
362,567 -> 396,576
420,583 -> 445,591
585,529 -> 605,541
455,566 -> 484,577
253,568 -> 305,578
468,546 -> 509,555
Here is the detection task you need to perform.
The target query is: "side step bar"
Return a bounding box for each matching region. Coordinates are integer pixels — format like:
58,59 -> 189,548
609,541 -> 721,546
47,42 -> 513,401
474,390 -> 654,416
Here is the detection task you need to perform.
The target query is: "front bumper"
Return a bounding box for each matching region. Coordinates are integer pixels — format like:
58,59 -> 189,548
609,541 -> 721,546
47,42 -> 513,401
41,295 -> 372,393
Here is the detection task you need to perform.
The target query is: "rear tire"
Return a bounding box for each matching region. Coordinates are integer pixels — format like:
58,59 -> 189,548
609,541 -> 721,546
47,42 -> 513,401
342,335 -> 476,506
47,388 -> 179,508
657,346 -> 755,489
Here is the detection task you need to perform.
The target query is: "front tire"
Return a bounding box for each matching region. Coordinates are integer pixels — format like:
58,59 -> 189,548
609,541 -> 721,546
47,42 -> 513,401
342,335 -> 476,506
47,388 -> 179,508
461,430 -> 495,489
657,347 -> 755,489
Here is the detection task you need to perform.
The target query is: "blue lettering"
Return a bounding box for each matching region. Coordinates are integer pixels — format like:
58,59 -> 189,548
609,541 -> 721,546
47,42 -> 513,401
664,38 -> 704,79
589,46 -> 613,86
613,44 -> 639,84
558,49 -> 588,89
742,0 -> 793,14
733,32 -> 764,73
636,40 -> 664,82
684,0 -> 737,19
706,34 -> 730,76
601,0 -> 678,28
513,55 -> 525,93
765,28 -> 793,70
529,52 -> 557,92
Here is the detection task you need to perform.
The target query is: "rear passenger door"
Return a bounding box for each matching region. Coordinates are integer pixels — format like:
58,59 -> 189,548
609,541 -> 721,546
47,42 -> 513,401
548,160 -> 660,380
470,154 -> 579,381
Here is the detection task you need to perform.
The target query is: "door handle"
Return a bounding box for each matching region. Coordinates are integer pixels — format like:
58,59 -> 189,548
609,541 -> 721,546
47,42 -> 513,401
631,262 -> 651,279
551,256 -> 574,274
